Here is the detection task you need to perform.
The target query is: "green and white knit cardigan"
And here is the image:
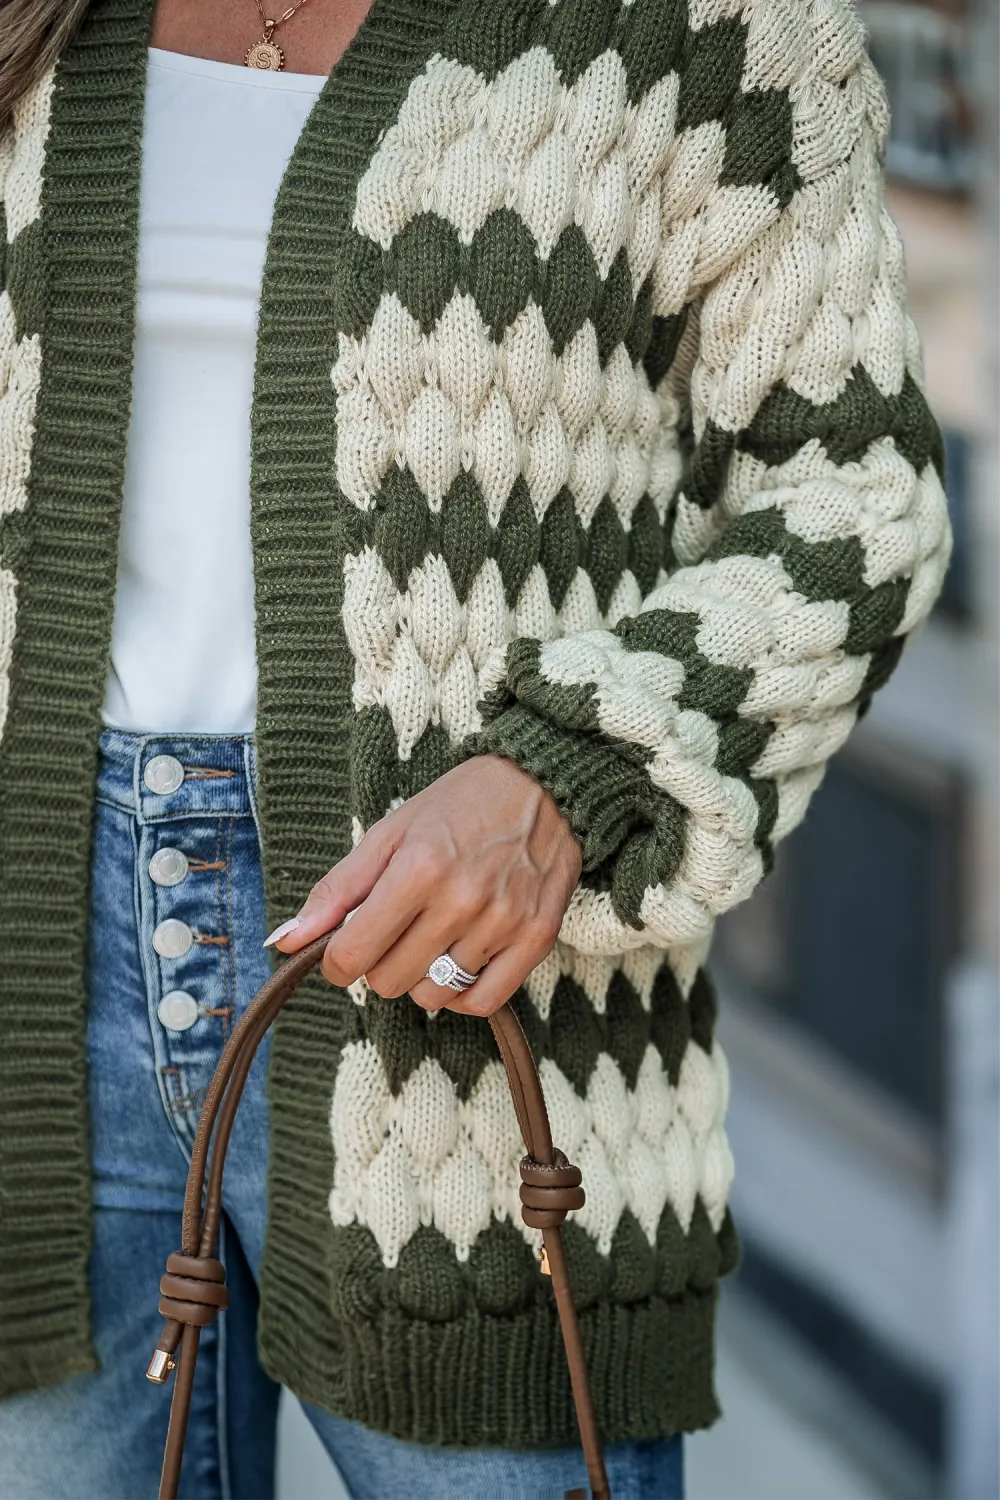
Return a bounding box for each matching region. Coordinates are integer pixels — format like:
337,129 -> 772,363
0,0 -> 949,1446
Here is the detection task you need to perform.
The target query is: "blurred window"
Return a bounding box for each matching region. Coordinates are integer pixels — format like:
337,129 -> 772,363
863,1 -> 976,192
716,739 -> 963,1127
936,426 -> 973,620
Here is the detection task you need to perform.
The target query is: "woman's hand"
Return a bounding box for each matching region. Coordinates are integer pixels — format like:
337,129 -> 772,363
265,755 -> 582,1016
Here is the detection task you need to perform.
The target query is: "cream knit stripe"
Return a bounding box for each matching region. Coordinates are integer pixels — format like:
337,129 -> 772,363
352,46 -> 671,274
0,72 -> 54,742
336,299 -> 661,536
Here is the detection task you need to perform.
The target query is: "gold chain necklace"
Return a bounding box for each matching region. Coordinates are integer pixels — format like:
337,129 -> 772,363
245,0 -> 311,70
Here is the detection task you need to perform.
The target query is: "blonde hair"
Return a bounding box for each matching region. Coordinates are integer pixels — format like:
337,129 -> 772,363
0,0 -> 92,131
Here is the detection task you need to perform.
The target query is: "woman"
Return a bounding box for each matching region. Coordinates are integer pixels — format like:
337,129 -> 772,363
0,0 -> 949,1495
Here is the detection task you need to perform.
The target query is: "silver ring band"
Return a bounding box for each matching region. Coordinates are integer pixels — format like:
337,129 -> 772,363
426,953 -> 478,992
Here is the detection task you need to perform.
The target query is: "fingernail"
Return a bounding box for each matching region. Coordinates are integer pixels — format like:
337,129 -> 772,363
263,917 -> 301,948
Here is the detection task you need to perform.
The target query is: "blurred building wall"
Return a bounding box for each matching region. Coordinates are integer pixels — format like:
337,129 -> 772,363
713,2 -> 1000,1495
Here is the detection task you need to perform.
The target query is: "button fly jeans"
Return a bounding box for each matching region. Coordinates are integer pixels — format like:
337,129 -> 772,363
0,731 -> 684,1499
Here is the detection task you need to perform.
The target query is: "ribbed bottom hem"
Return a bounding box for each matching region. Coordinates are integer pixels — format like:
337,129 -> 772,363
260,1288 -> 720,1448
0,1340 -> 97,1401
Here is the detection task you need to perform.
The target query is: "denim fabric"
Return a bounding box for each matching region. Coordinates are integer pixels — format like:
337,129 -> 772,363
0,731 -> 684,1500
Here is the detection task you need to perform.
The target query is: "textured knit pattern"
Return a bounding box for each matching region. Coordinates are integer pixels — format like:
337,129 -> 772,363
329,953 -> 733,1263
0,0 -> 949,1449
315,0 -> 949,1431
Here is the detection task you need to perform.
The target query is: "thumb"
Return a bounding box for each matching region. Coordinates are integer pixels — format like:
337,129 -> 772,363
264,819 -> 399,952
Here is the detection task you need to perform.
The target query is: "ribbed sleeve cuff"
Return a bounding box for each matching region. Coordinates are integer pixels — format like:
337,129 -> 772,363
470,702 -> 662,875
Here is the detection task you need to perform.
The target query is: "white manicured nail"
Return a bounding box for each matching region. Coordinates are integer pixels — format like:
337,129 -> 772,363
263,917 -> 301,948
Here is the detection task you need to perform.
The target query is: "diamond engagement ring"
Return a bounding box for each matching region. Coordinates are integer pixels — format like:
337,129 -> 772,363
426,953 -> 478,992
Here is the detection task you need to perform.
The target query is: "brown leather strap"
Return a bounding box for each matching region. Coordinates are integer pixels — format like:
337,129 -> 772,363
148,935 -> 610,1500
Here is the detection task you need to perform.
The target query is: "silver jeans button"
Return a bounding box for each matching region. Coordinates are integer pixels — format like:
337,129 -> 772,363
144,755 -> 185,796
148,847 -> 189,887
157,990 -> 199,1032
153,919 -> 193,959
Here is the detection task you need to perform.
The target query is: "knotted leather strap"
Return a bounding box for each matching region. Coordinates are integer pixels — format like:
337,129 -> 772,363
148,935 -> 610,1500
520,1153 -> 586,1226
157,1253 -> 228,1327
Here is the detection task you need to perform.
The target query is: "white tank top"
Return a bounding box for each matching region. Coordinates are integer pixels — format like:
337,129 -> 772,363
102,49 -> 325,733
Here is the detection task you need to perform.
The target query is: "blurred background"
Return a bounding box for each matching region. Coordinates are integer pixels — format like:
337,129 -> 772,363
696,1 -> 999,1494
277,3 -> 1000,1495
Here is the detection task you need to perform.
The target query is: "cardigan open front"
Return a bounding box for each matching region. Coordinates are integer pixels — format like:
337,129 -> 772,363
0,0 -> 949,1446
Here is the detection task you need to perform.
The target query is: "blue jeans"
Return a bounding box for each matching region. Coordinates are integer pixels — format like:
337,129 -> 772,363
0,731 -> 684,1499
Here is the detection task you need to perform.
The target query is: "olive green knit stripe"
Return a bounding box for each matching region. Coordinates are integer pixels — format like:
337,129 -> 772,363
495,620 -> 767,767
704,505 -> 912,652
643,307 -> 689,391
356,457 -> 660,627
860,631 -> 905,706
677,14 -> 745,128
440,0 -> 677,99
679,16 -> 803,202
440,0 -> 549,81
685,419 -> 738,511
742,364 -> 945,480
439,0 -> 757,154
351,710 -> 462,835
0,0 -> 152,1397
513,959 -> 711,1096
7,218 -> 45,341
687,371 -> 943,517
252,0 -> 464,1413
360,987 -> 497,1100
541,487 -> 584,608
359,938 -> 705,1103
721,88 -> 801,205
536,0 -> 621,88
341,211 -> 649,364
616,0 -> 687,104
354,457 -> 666,620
